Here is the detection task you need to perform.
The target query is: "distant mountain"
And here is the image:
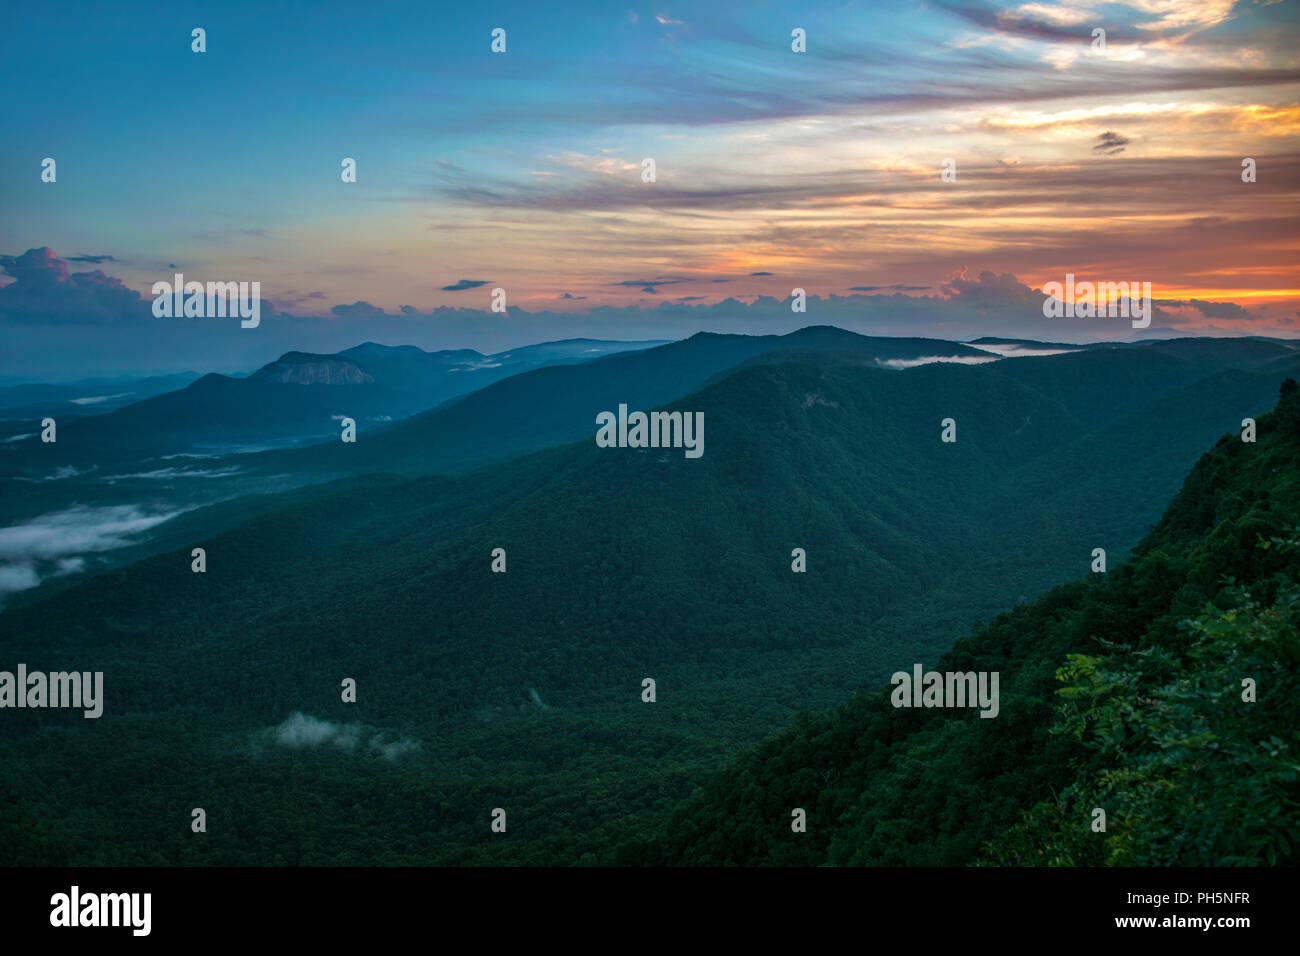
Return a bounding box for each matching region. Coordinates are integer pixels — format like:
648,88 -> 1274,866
965,335 -> 1089,350
252,353 -> 376,386
0,372 -> 201,427
2,339 -> 1296,865
258,326 -> 998,477
0,338 -> 668,466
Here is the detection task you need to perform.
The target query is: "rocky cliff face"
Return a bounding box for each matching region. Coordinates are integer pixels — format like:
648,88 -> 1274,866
253,355 -> 374,385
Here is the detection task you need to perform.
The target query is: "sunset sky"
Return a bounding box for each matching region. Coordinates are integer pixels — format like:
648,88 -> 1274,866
2,0 -> 1298,374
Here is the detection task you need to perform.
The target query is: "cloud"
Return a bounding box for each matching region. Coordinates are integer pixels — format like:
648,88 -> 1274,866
878,354 -> 1001,369
99,465 -> 241,480
1,245 -> 1286,380
441,279 -> 489,292
851,284 -> 931,292
330,301 -> 386,317
1127,0 -> 1239,31
69,392 -> 134,405
65,254 -> 118,264
1188,299 -> 1256,319
614,276 -> 694,288
1093,130 -> 1131,154
0,503 -> 182,594
1008,3 -> 1097,28
273,712 -> 361,750
968,342 -> 1081,357
749,271 -> 774,276
559,292 -> 587,300
944,269 -> 1044,312
0,564 -> 39,592
269,290 -> 327,309
1155,298 -> 1260,319
0,249 -> 308,377
0,247 -> 147,324
266,712 -> 420,762
11,465 -> 92,481
373,737 -> 421,761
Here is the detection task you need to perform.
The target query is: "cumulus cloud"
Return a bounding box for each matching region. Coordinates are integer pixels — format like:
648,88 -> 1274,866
944,269 -> 1045,312
0,246 -> 311,378
0,247 -> 147,324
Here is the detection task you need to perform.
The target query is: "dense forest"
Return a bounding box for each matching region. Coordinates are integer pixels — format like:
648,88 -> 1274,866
633,379 -> 1300,865
0,346 -> 1296,865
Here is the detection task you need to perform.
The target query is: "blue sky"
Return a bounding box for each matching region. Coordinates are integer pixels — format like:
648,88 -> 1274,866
2,0 -> 1298,375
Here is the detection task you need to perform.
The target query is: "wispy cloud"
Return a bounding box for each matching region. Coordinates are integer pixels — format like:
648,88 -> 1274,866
0,503 -> 181,594
1092,130 -> 1131,153
263,712 -> 421,763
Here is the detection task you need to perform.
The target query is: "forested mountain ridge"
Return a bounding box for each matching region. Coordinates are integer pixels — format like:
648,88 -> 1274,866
0,347 -> 1295,865
2,339 -> 668,466
253,326 -> 997,478
631,380 -> 1300,866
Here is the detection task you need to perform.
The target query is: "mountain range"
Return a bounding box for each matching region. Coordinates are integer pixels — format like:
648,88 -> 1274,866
1,329 -> 1296,865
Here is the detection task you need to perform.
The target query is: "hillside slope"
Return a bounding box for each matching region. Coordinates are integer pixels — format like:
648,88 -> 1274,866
0,354 -> 1295,865
635,380 -> 1300,866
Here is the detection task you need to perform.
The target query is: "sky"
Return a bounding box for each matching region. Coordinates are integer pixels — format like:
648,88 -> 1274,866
1,0 -> 1298,377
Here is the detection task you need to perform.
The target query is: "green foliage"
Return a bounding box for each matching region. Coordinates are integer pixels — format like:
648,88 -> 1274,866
1,351 -> 1297,866
644,379 -> 1300,866
991,576 -> 1300,865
